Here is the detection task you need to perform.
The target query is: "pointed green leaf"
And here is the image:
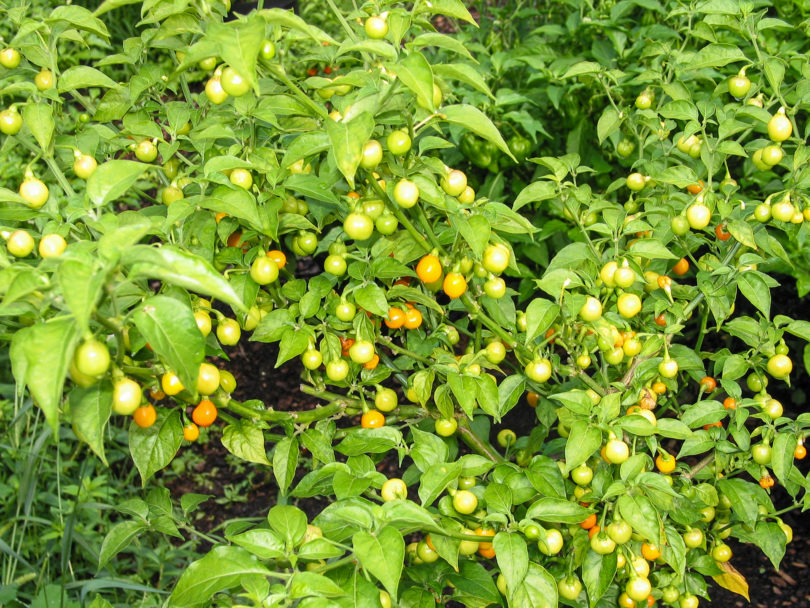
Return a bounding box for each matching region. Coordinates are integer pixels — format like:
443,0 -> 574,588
58,66 -> 117,91
22,104 -> 54,153
272,436 -> 298,492
86,160 -> 148,207
353,526 -> 404,599
222,420 -> 271,466
132,296 -> 206,394
326,112 -> 375,188
129,409 -> 183,485
122,245 -> 245,313
10,318 -> 79,435
168,546 -> 270,607
387,52 -> 435,112
69,384 -> 113,465
443,104 -> 516,162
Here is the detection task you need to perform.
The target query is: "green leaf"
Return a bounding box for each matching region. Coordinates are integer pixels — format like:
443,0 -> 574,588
524,298 -> 560,345
286,174 -> 340,204
272,436 -> 298,493
447,372 -> 478,418
452,214 -> 491,258
655,418 -> 693,440
411,33 -> 476,62
355,283 -> 389,316
326,112 -> 375,188
550,390 -> 592,416
268,505 -> 308,545
763,57 -> 785,94
628,239 -> 679,259
9,318 -> 78,435
513,181 -> 556,212
687,44 -> 748,69
289,572 -> 347,598
276,326 -> 313,367
206,15 -> 265,92
617,494 -> 661,543
98,520 -> 147,569
771,432 -> 796,487
200,188 -> 270,237
433,63 -> 493,98
448,561 -> 501,605
564,421 -> 602,469
387,52 -> 435,112
525,456 -> 566,498
49,5 -> 109,37
525,498 -> 591,524
56,259 -> 105,335
381,500 -> 437,531
411,427 -> 449,472
58,66 -> 117,91
132,296 -> 205,396
22,104 -> 54,153
737,271 -> 771,318
424,0 -> 476,24
497,375 -> 525,419
511,562 -> 557,608
86,160 -> 148,207
280,131 -> 331,171
726,219 -> 756,249
736,521 -> 786,570
582,549 -> 616,607
69,384 -> 112,465
129,409 -> 183,485
562,61 -> 601,78
494,532 -> 528,601
659,100 -> 698,122
122,245 -> 245,313
221,420 -> 271,466
259,8 -> 337,45
484,483 -> 513,515
353,526 -> 404,599
336,427 -> 402,456
474,373 -> 500,418
337,39 -> 398,60
443,104 -> 516,162
168,546 -> 270,607
418,461 -> 463,506
597,106 -> 621,144
228,529 -> 285,560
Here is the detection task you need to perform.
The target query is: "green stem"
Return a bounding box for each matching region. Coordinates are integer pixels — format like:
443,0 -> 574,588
460,293 -> 519,351
415,204 -> 446,255
679,240 -> 742,322
268,65 -> 329,120
225,397 -> 346,424
694,306 -> 710,353
380,337 -> 432,364
322,0 -> 359,43
311,555 -> 355,574
366,172 -> 431,252
44,156 -> 76,197
299,384 -> 360,405
377,350 -> 411,389
456,417 -> 504,463
178,523 -> 224,546
683,454 -> 714,480
572,369 -> 606,396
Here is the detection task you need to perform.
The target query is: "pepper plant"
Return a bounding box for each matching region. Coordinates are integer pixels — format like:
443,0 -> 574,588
1,0 -> 810,607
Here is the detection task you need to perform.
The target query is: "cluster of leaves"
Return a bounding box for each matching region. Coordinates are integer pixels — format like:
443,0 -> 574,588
1,0 -> 810,606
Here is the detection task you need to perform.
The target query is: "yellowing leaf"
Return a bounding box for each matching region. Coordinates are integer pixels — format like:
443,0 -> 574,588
712,561 -> 749,600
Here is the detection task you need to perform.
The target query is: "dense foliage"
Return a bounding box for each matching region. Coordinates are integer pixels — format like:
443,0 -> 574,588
1,0 -> 810,606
